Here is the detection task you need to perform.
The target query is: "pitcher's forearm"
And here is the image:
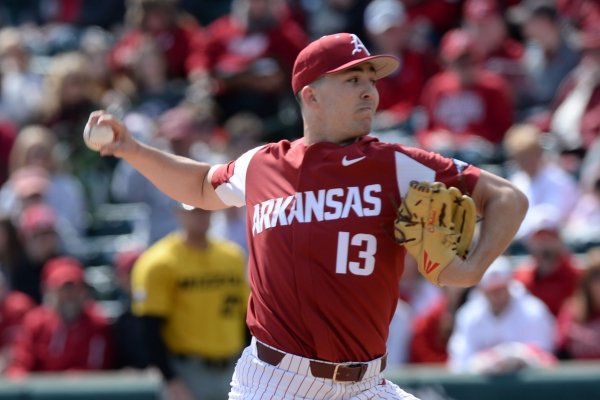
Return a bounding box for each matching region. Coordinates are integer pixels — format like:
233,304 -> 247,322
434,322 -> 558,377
124,142 -> 224,210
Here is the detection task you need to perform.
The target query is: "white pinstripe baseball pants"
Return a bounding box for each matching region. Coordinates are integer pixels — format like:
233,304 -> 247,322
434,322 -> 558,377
228,338 -> 420,399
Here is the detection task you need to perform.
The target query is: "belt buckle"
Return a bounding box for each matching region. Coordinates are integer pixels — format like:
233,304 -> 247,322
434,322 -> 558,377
333,363 -> 368,383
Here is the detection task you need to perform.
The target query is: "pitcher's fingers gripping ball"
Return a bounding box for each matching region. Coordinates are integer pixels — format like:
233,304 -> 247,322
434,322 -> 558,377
83,123 -> 114,151
394,181 -> 477,285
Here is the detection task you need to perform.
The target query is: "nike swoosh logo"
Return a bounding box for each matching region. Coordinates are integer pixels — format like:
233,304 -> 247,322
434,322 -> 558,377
342,155 -> 366,166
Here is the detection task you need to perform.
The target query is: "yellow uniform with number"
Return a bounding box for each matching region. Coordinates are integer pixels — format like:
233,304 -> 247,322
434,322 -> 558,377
131,233 -> 248,359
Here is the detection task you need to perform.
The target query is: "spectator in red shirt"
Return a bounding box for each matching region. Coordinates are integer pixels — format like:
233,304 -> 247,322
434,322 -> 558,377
110,0 -> 202,80
363,0 -> 439,132
547,28 -> 600,153
514,218 -> 582,317
188,0 -> 308,123
5,256 -> 113,377
409,286 -> 469,364
417,28 -> 513,164
0,269 -> 35,372
462,0 -> 525,89
556,247 -> 600,359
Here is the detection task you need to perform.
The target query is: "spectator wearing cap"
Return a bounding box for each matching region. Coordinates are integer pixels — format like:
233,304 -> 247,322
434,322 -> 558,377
514,216 -> 582,317
363,0 -> 439,132
416,28 -> 513,164
131,204 -> 248,400
448,256 -> 556,373
0,269 -> 35,372
111,248 -> 150,370
516,4 -> 580,120
503,123 -> 579,240
5,256 -> 114,377
548,28 -> 600,153
462,0 -> 526,88
555,247 -> 600,360
111,104 -> 221,244
11,204 -> 64,304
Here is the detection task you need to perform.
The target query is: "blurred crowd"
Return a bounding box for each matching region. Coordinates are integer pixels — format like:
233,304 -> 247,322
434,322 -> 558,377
0,0 -> 600,393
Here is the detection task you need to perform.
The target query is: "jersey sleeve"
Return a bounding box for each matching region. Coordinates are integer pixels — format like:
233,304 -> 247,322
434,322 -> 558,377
209,145 -> 264,207
131,256 -> 174,317
394,145 -> 480,197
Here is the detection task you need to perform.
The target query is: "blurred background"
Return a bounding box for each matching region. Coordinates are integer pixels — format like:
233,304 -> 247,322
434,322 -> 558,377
0,0 -> 599,399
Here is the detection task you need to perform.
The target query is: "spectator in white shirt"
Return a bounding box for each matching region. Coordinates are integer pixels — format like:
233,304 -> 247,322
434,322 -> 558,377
448,256 -> 556,373
503,123 -> 579,240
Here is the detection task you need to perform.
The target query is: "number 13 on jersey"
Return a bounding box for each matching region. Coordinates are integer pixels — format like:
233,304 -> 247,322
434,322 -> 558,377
335,231 -> 377,276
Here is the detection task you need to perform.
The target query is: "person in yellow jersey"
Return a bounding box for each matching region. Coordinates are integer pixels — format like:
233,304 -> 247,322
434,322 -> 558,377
131,203 -> 249,400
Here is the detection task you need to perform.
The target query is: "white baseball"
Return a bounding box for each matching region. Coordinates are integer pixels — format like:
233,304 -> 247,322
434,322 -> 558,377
84,123 -> 114,151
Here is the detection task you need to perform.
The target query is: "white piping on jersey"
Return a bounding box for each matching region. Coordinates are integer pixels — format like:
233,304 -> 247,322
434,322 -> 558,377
212,145 -> 265,207
394,151 -> 435,197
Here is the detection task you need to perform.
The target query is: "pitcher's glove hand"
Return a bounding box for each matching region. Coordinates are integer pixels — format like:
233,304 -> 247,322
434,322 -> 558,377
394,181 -> 476,285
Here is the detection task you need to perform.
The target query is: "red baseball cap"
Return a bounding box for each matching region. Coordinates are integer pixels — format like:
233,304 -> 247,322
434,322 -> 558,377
42,256 -> 85,289
291,33 -> 399,93
440,29 -> 480,62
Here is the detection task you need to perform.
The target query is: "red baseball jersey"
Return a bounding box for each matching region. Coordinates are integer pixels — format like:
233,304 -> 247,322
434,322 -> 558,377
418,69 -> 513,145
6,302 -> 113,375
211,136 -> 480,362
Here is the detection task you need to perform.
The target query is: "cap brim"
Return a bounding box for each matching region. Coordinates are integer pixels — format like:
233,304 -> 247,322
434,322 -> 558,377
325,55 -> 400,81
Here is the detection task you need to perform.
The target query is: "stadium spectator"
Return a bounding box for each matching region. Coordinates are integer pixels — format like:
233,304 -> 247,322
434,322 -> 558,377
0,27 -> 45,126
555,247 -> 600,359
0,125 -> 87,235
114,37 -> 187,119
5,256 -> 114,377
503,123 -> 579,240
462,0 -> 526,89
448,256 -> 556,373
11,204 -> 64,304
564,160 -> 600,250
516,4 -> 580,120
301,0 -> 369,42
0,120 -> 17,186
409,286 -> 470,364
403,0 -> 463,38
0,269 -> 35,372
111,248 -> 150,370
33,52 -> 101,148
548,27 -> 600,153
514,217 -> 582,317
131,204 -> 248,400
0,213 -> 24,279
363,0 -> 439,132
556,0 -> 600,31
188,0 -> 308,124
417,28 -> 513,164
110,0 -> 201,81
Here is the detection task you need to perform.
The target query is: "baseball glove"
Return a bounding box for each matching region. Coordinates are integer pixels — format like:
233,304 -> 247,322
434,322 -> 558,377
394,181 -> 476,285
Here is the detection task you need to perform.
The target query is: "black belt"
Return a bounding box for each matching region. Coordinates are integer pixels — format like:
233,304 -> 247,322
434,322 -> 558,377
255,341 -> 386,383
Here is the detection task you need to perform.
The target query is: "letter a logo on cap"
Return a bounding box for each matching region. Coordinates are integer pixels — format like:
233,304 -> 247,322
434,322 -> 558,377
350,34 -> 370,56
